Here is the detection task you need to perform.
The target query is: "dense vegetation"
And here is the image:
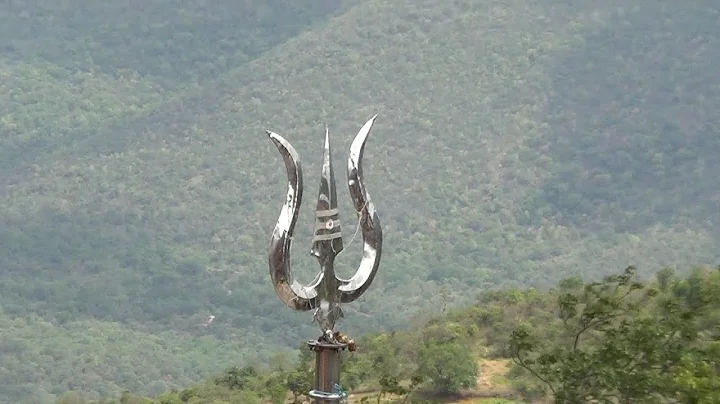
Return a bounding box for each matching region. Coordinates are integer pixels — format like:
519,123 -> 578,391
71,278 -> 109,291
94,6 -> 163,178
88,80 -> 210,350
0,0 -> 718,402
61,266 -> 720,403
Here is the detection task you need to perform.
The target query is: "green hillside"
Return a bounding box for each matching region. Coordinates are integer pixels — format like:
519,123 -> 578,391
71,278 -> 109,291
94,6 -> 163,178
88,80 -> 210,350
62,266 -> 720,404
0,0 -> 718,402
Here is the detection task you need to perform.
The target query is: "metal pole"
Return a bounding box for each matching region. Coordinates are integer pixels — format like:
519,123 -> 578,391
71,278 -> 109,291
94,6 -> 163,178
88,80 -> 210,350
307,340 -> 348,404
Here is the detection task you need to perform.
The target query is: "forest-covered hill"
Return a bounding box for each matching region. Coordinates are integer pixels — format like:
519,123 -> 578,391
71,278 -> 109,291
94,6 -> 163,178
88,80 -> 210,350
0,0 -> 718,402
60,266 -> 720,404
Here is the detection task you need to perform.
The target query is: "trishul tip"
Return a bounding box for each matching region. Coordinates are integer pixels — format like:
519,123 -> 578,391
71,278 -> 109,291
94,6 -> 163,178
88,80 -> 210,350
311,124 -> 343,260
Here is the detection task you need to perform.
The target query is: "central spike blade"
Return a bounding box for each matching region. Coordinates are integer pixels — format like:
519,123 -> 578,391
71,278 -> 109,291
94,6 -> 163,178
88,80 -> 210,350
310,127 -> 344,260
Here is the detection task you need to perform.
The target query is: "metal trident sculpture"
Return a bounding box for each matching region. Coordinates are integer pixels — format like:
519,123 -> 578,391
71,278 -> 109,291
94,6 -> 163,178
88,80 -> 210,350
266,115 -> 383,337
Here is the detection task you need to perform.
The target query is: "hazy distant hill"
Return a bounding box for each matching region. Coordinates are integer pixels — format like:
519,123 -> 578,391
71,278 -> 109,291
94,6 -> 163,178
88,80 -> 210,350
0,0 -> 718,401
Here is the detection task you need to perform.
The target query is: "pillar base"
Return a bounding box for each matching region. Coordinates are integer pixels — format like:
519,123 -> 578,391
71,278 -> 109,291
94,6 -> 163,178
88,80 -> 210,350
307,340 -> 348,404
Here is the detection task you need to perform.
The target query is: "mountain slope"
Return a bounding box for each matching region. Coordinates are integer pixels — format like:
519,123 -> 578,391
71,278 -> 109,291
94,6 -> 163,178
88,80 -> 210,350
532,1 -> 720,233
0,0 -> 361,82
0,0 -> 718,401
0,0 -> 362,170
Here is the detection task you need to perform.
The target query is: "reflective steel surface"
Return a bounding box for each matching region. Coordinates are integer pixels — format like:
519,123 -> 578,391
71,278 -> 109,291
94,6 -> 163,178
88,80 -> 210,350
266,115 -> 383,333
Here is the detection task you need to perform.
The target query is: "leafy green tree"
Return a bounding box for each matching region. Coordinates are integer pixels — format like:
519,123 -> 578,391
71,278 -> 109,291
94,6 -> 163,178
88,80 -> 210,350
510,266 -> 720,403
416,340 -> 478,395
118,391 -> 152,404
265,374 -> 288,404
56,392 -> 87,404
285,366 -> 311,404
214,366 -> 259,391
672,342 -> 720,404
655,267 -> 676,291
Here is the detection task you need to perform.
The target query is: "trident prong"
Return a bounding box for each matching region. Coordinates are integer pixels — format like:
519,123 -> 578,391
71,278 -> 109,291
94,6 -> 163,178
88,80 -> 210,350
267,115 -> 383,333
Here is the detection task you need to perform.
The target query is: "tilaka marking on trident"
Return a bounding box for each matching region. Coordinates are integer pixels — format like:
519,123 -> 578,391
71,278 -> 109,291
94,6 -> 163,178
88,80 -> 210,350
266,115 -> 383,337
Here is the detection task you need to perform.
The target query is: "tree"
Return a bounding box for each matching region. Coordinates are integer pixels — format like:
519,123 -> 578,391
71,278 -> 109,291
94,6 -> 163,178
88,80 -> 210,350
214,365 -> 259,391
415,340 -> 478,395
509,266 -> 720,403
56,392 -> 86,404
672,342 -> 720,404
265,374 -> 289,404
285,366 -> 311,404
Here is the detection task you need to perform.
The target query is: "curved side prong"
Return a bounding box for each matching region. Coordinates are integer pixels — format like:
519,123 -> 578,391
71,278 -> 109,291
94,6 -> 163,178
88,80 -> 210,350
267,130 -> 317,310
339,115 -> 383,303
